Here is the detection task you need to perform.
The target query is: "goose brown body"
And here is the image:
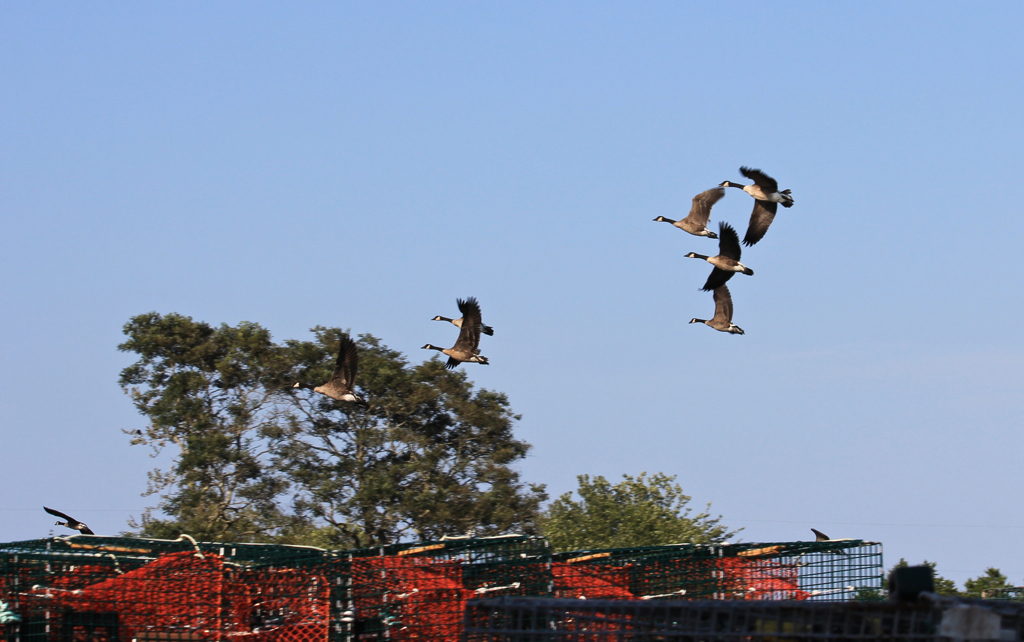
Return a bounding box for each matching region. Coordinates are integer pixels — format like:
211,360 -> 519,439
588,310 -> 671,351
44,506 -> 95,535
423,297 -> 489,369
720,166 -> 793,246
689,285 -> 744,334
432,298 -> 494,336
293,334 -> 368,406
653,187 -> 725,238
684,221 -> 754,291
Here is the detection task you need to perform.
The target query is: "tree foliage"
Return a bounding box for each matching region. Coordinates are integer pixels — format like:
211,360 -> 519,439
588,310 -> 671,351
119,312 -> 545,545
964,567 -> 1013,598
540,472 -> 736,553
273,328 -> 547,548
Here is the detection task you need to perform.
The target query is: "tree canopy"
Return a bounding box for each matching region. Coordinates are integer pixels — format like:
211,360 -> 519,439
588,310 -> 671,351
964,567 -> 1014,598
119,312 -> 545,546
540,472 -> 736,553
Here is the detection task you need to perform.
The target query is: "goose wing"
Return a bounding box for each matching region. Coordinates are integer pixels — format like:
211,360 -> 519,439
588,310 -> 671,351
717,221 -> 742,261
452,297 -> 483,353
701,268 -> 734,292
320,334 -> 359,398
682,187 -> 725,227
44,506 -> 94,534
334,335 -> 359,387
740,166 -> 779,193
712,286 -> 734,324
743,200 -> 778,247
811,528 -> 830,542
44,506 -> 75,523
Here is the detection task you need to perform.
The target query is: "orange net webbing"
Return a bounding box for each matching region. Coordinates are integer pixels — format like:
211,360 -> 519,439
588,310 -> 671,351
719,556 -> 808,600
350,555 -> 472,641
552,561 -> 635,600
24,552 -> 329,642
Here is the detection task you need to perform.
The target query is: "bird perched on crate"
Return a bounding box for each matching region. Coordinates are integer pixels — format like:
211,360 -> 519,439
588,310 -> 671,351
811,528 -> 847,555
44,506 -> 95,535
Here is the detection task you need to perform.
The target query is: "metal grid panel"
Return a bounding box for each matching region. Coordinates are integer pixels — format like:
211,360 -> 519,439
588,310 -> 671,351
463,596 -> 1024,642
328,535 -> 551,642
552,541 -> 883,602
1,536 -> 330,642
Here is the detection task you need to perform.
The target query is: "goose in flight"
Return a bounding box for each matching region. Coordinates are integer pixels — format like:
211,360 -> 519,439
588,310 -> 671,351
689,285 -> 744,334
685,221 -> 754,292
423,297 -> 490,369
433,296 -> 494,336
653,187 -> 725,238
720,166 -> 793,246
293,334 -> 368,406
44,506 -> 95,535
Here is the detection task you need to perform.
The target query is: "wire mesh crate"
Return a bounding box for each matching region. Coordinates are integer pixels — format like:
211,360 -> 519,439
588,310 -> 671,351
551,541 -> 883,602
463,596 -> 1024,642
1,535 -> 330,642
983,588 -> 1024,601
328,535 -> 551,642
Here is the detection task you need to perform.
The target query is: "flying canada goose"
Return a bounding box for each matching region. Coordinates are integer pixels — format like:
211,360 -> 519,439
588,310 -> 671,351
44,506 -> 95,535
685,221 -> 754,291
689,285 -> 744,334
720,166 -> 793,247
653,187 -> 725,238
422,297 -> 489,369
293,334 -> 368,406
811,528 -> 847,555
432,296 -> 494,336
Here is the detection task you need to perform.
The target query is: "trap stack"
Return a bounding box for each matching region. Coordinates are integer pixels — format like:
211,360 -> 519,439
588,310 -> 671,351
463,595 -> 1024,642
328,535 -> 550,641
551,540 -> 883,602
0,536 -> 329,642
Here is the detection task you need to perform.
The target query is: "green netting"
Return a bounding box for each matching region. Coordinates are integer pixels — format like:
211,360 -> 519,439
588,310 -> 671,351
551,540 -> 883,602
1,536 -> 331,642
983,588 -> 1024,601
464,595 -> 1024,641
327,535 -> 550,641
1,535 -> 884,642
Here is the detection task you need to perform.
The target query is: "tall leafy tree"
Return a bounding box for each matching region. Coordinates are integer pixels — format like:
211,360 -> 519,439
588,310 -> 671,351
274,329 -> 546,548
119,312 -> 294,541
119,313 -> 545,546
541,472 -> 736,553
964,568 -> 1014,598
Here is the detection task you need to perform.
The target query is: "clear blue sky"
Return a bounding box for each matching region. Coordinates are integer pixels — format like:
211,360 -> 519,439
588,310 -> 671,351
2,2 -> 1023,588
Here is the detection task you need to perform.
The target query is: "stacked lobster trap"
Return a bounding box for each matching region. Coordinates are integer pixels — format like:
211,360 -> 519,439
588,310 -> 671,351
463,595 -> 1024,642
551,540 -> 883,602
327,535 -> 550,641
0,536 -> 330,642
1,535 -> 883,642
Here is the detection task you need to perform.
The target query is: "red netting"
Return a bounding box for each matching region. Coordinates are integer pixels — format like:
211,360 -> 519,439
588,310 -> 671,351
350,555 -> 472,640
21,551 -> 329,642
719,556 -> 808,600
552,562 -> 635,600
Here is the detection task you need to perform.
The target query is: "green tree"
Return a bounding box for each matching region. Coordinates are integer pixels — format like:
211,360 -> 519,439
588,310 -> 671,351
540,472 -> 736,553
887,559 -> 962,597
964,568 -> 1013,598
118,312 -> 294,541
272,329 -> 547,548
119,313 -> 546,546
